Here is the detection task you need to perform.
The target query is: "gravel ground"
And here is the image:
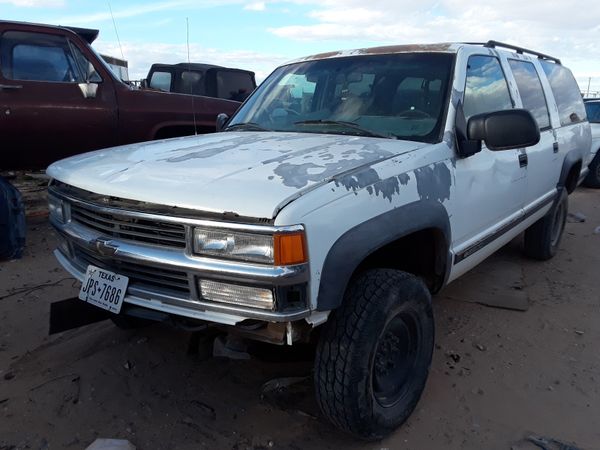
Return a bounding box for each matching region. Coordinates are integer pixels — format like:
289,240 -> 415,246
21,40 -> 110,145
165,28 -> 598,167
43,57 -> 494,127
0,188 -> 598,450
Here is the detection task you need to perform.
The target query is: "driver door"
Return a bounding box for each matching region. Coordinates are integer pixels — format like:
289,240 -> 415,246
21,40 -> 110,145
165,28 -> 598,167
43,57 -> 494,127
0,26 -> 117,170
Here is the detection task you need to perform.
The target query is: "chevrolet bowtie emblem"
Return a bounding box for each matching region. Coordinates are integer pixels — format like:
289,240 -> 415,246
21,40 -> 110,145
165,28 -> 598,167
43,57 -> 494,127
94,238 -> 119,257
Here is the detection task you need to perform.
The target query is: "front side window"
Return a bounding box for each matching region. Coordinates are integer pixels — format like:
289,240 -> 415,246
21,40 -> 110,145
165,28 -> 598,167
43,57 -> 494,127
227,53 -> 453,142
508,59 -> 551,129
149,70 -> 172,91
541,60 -> 587,126
585,102 -> 600,123
463,55 -> 513,119
0,31 -> 81,82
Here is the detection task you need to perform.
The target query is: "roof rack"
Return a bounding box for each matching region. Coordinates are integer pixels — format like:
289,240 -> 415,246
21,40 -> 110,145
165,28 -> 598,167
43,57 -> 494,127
473,40 -> 561,65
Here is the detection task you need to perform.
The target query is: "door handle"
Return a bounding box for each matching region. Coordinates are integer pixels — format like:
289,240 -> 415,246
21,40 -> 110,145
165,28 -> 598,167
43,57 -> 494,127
0,84 -> 23,90
518,153 -> 528,168
553,142 -> 559,153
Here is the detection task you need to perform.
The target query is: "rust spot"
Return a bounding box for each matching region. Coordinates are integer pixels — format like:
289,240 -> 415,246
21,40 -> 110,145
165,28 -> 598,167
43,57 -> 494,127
294,43 -> 455,63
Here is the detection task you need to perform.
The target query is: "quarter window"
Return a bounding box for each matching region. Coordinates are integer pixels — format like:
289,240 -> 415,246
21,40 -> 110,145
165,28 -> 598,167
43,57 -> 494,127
463,55 -> 513,119
508,60 -> 551,130
585,102 -> 600,123
0,31 -> 81,82
540,60 -> 586,126
216,71 -> 255,101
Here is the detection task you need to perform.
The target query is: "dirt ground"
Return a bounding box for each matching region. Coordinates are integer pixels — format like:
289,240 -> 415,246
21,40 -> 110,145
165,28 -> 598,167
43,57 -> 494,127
0,188 -> 599,450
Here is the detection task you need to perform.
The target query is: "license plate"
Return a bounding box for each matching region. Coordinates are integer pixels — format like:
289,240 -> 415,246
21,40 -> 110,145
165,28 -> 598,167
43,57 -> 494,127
78,265 -> 129,314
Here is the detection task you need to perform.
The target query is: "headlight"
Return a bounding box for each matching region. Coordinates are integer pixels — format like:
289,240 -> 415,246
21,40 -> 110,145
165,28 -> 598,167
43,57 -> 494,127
193,227 -> 307,266
48,195 -> 65,223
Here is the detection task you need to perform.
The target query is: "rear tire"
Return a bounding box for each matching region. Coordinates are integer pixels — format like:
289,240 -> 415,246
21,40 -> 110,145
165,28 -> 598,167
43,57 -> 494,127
583,152 -> 600,188
523,189 -> 568,260
314,269 -> 434,440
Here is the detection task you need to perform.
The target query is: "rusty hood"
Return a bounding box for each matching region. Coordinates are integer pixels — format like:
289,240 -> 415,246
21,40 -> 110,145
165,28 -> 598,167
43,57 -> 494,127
46,132 -> 426,219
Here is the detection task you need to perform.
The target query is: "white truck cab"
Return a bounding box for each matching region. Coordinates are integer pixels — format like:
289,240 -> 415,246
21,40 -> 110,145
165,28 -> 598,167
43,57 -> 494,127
47,41 -> 592,439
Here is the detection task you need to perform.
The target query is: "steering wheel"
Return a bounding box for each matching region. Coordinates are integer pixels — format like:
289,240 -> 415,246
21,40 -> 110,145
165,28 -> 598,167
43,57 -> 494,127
396,109 -> 432,119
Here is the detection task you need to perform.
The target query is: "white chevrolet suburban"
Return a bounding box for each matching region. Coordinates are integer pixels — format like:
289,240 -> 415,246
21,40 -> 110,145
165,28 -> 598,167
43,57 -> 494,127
47,41 -> 593,439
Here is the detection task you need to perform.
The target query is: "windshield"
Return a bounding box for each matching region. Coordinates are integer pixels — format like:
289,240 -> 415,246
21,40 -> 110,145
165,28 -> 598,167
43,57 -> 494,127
227,53 -> 453,142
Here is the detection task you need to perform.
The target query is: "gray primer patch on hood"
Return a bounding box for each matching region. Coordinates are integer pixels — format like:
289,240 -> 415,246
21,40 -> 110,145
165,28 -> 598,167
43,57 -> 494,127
335,167 -> 381,192
336,169 -> 411,202
160,134 -> 269,162
370,173 -> 412,201
414,162 -> 451,202
272,141 -> 394,189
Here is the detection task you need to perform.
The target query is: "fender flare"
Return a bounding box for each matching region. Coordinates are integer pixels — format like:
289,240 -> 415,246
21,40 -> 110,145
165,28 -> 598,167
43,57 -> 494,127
315,200 -> 451,311
558,149 -> 582,193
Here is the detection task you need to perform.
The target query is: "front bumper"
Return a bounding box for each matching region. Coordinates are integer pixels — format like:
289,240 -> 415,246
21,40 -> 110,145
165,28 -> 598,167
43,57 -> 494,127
50,188 -> 310,326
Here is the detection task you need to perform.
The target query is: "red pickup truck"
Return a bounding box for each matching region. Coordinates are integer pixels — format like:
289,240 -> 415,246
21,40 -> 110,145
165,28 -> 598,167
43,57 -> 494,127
0,21 -> 255,170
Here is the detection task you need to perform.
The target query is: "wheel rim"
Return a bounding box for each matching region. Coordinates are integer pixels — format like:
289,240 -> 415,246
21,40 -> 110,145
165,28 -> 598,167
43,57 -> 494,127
372,311 -> 420,408
550,200 -> 566,246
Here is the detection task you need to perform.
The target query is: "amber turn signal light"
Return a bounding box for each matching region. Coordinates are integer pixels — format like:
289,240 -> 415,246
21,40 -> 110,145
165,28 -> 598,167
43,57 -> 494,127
274,232 -> 307,266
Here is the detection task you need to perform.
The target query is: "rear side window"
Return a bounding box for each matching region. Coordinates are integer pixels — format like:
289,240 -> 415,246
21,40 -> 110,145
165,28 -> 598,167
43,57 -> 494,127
0,31 -> 81,82
508,60 -> 551,130
216,71 -> 255,101
149,71 -> 172,91
463,55 -> 513,119
540,61 -> 586,126
585,102 -> 600,123
178,70 -> 205,95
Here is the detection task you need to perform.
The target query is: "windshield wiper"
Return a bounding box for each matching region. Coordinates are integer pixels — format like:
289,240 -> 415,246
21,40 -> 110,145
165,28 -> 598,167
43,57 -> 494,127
293,120 -> 395,139
225,122 -> 270,132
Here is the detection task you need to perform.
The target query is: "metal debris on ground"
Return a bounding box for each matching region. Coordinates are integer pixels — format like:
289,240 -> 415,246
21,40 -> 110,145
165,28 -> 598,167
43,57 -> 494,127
510,434 -> 583,450
85,439 -> 136,450
566,212 -> 586,223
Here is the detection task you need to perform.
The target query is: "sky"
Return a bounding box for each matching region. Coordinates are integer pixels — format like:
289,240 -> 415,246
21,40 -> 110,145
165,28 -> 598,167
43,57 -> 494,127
2,0 -> 600,93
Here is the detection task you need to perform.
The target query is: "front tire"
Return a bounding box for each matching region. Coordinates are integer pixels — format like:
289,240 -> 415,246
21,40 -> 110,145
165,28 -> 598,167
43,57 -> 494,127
523,189 -> 568,260
583,151 -> 600,188
314,269 -> 434,440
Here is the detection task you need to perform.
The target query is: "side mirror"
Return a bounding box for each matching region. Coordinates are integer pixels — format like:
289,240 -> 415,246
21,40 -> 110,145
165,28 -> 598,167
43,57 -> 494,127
78,82 -> 98,99
216,113 -> 230,132
140,79 -> 148,89
467,109 -> 540,151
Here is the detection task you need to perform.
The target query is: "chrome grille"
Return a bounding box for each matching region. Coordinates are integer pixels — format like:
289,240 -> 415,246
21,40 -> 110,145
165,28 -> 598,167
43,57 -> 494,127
74,245 -> 190,295
70,203 -> 186,249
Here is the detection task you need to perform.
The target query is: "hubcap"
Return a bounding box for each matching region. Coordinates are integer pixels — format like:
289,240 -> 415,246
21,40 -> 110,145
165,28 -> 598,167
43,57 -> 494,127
372,312 -> 420,408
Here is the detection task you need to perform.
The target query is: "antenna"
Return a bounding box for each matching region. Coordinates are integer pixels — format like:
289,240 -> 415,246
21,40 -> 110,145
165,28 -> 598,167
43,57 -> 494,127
107,2 -> 125,62
187,17 -> 198,136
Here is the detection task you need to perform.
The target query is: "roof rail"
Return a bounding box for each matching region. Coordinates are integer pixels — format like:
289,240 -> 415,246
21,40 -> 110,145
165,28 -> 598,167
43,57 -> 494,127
474,40 -> 561,65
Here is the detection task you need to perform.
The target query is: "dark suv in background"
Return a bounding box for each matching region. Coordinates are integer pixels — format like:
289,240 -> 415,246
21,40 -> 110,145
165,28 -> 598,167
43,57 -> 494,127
145,63 -> 256,102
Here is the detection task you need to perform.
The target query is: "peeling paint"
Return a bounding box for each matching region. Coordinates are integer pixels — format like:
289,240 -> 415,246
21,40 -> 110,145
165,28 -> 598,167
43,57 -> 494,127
414,162 -> 452,202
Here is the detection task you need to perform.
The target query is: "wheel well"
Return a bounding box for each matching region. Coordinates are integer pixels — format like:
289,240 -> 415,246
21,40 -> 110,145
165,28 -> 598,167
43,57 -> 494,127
352,228 -> 448,293
154,125 -> 212,140
564,161 -> 582,194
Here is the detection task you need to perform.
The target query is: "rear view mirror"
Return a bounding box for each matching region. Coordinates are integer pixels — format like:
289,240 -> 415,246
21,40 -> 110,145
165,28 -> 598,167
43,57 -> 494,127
467,109 -> 540,151
216,113 -> 230,132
